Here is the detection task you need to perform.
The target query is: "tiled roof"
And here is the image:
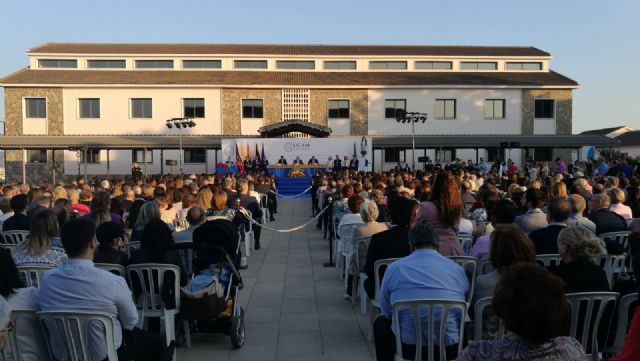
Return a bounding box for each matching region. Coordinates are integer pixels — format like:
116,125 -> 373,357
0,69 -> 578,87
615,131 -> 640,147
27,43 -> 551,57
579,126 -> 628,136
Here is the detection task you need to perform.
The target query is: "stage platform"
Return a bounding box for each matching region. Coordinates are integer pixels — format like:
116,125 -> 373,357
276,177 -> 311,198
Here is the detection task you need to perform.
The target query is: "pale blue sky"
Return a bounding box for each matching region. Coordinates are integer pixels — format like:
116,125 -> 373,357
0,0 -> 638,133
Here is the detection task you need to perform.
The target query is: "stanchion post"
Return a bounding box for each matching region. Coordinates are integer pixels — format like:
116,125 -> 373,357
323,196 -> 335,267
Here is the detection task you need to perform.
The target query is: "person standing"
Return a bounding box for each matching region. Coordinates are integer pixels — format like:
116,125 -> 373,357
349,156 -> 359,171
333,155 -> 342,173
131,163 -> 143,181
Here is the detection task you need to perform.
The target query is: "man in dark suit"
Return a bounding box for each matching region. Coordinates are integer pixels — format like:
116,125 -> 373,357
277,156 -> 288,165
349,156 -> 359,171
308,156 -> 319,165
587,193 -> 627,254
292,156 -> 304,165
3,194 -> 30,231
333,155 -> 342,173
232,179 -> 264,250
363,197 -> 413,300
529,197 -> 570,254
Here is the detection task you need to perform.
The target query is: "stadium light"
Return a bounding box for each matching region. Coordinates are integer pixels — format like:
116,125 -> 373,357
166,117 -> 197,174
395,111 -> 428,171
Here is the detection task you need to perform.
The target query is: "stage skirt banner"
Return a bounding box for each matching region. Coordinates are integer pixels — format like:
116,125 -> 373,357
221,137 -> 373,169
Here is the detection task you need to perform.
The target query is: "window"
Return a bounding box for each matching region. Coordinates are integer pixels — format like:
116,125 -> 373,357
527,148 -> 553,162
276,61 -> 315,69
384,149 -> 405,163
80,149 -> 101,163
234,60 -> 268,69
26,150 -> 48,163
384,99 -> 406,119
460,62 -> 498,70
183,98 -> 205,118
370,61 -> 407,70
78,98 -> 100,118
135,60 -> 174,69
414,61 -> 452,70
435,99 -> 456,119
242,99 -> 264,118
505,62 -> 542,71
182,60 -> 222,69
534,99 -> 555,118
131,98 -> 152,118
132,149 -> 153,163
323,61 -> 357,70
484,99 -> 505,118
38,59 -> 77,68
487,147 -> 501,162
25,98 -> 46,118
87,60 -> 126,68
184,149 -> 206,163
328,100 -> 350,119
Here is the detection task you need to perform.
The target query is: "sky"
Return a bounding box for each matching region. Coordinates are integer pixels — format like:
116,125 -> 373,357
0,0 -> 638,133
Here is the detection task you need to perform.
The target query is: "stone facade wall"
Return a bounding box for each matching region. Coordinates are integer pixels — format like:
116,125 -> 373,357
521,89 -> 572,135
5,150 -> 65,184
221,89 -> 282,135
4,87 -> 64,136
309,90 -> 368,135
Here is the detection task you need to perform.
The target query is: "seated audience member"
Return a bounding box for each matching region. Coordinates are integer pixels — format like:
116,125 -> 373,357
174,206 -> 205,243
177,194 -> 196,220
470,199 -> 517,260
515,188 -> 548,234
567,194 -> 597,233
457,263 -> 586,361
371,190 -> 389,223
550,226 -> 609,293
86,190 -> 123,224
353,200 -> 389,242
3,194 -> 30,232
233,179 -> 263,250
611,232 -> 640,361
0,197 -> 14,222
338,195 -> 365,240
529,197 -> 570,254
13,209 -> 67,267
461,180 -> 476,208
374,224 -> 469,361
364,197 -> 414,300
413,172 -> 464,256
0,297 -> 9,350
131,201 -> 161,242
588,193 -> 628,236
608,187 -> 633,219
208,190 -> 235,221
155,191 -> 177,225
94,221 -> 129,267
333,184 -> 355,229
38,219 -> 172,361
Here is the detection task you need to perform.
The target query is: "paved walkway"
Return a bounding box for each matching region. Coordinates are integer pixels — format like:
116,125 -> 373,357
178,198 -> 375,361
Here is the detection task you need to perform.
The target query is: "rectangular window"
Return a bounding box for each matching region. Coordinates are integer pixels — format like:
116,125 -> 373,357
323,61 -> 357,70
369,61 -> 407,70
460,62 -> 498,70
328,100 -> 350,119
184,149 -> 206,163
242,99 -> 264,118
78,98 -> 100,118
131,98 -> 152,118
38,59 -> 77,68
25,98 -> 46,118
276,61 -> 315,69
234,60 -> 268,69
435,99 -> 456,119
183,98 -> 205,118
534,99 -> 555,118
135,60 -> 174,69
132,149 -> 153,163
384,99 -> 406,119
505,62 -> 543,71
182,60 -> 222,69
26,150 -> 48,163
414,61 -> 453,70
384,149 -> 405,163
484,99 -> 505,119
529,147 -> 553,162
87,60 -> 126,68
487,147 -> 501,162
80,149 -> 101,163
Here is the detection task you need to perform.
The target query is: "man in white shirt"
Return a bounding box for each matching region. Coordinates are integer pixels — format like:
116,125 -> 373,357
38,219 -> 172,361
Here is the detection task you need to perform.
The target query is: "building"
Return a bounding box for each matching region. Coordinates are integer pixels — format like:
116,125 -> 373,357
0,43 -> 618,182
580,126 -> 640,158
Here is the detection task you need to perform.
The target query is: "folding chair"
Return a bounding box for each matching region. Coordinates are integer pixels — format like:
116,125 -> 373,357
37,310 -> 119,361
16,264 -> 54,288
368,258 -> 401,341
391,299 -> 467,361
473,297 -> 505,341
565,292 -> 619,360
95,263 -> 126,277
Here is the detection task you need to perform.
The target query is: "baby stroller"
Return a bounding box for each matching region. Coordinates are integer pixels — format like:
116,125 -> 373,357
177,219 -> 245,348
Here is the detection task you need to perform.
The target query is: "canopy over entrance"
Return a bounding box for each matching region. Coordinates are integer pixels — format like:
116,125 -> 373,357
258,120 -> 332,138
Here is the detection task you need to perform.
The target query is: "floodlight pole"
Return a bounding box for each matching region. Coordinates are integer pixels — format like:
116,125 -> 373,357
178,125 -> 183,174
396,111 -> 427,171
166,117 -> 196,175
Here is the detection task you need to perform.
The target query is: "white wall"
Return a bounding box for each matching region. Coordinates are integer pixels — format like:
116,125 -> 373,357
241,118 -> 263,135
368,89 -> 522,135
533,118 -> 556,135
62,88 -> 222,135
327,118 -> 351,135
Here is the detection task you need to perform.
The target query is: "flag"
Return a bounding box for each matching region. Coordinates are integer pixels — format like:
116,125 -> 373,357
240,142 -> 245,160
587,146 -> 598,161
255,144 -> 260,161
235,143 -> 241,164
261,143 -> 266,162
353,143 -> 357,158
246,143 -> 251,161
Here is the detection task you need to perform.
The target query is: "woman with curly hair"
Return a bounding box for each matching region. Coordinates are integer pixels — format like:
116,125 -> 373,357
412,171 -> 463,256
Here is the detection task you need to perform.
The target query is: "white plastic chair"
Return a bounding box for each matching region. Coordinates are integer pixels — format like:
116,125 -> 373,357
446,256 -> 477,305
391,299 -> 467,361
239,209 -> 255,257
259,194 -> 268,223
565,292 -> 619,359
95,263 -> 126,277
125,241 -> 141,257
338,223 -> 360,284
17,264 -> 54,288
476,258 -> 493,276
332,213 -> 347,266
473,297 -> 505,341
37,310 -> 119,361
368,258 -> 401,341
125,263 -> 182,359
457,235 -> 473,256
598,231 -> 631,251
2,230 -> 30,245
605,292 -> 638,355
2,310 -> 51,361
353,236 -> 372,314
598,253 -> 627,289
535,254 -> 562,268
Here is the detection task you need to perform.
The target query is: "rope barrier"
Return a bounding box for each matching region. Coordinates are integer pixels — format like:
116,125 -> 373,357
240,204 -> 329,233
270,186 -> 312,198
